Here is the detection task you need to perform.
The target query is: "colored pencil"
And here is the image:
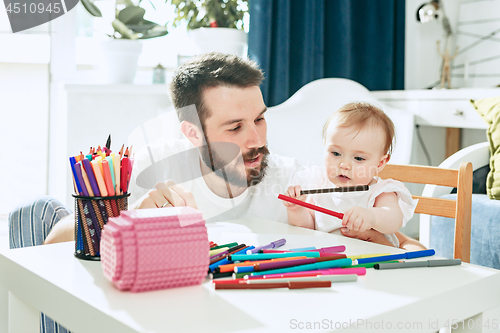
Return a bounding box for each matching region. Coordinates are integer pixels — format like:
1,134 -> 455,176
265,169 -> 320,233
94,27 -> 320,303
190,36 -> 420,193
300,185 -> 369,195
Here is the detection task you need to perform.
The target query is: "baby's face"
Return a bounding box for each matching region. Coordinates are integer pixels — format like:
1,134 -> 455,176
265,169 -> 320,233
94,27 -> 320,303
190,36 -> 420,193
323,123 -> 389,187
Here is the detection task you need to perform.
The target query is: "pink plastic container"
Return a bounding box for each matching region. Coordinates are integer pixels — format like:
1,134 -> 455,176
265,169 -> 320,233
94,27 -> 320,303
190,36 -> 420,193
101,206 -> 209,292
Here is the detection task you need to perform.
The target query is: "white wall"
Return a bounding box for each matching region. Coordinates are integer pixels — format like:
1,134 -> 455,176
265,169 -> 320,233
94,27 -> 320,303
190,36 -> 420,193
405,0 -> 500,90
405,0 -> 460,90
405,0 -> 488,170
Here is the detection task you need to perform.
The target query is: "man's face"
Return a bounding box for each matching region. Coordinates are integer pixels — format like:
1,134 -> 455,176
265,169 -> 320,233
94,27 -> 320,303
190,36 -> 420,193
201,85 -> 269,187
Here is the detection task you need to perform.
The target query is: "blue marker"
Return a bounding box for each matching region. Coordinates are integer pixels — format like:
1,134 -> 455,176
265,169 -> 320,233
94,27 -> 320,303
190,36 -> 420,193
69,157 -> 83,195
357,249 -> 436,264
289,247 -> 316,251
208,246 -> 255,272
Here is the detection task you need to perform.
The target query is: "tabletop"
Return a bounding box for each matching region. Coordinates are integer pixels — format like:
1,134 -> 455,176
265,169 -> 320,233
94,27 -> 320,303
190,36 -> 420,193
1,218 -> 500,333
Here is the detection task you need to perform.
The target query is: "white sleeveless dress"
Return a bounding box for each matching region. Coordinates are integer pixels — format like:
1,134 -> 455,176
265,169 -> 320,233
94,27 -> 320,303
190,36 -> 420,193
309,176 -> 418,247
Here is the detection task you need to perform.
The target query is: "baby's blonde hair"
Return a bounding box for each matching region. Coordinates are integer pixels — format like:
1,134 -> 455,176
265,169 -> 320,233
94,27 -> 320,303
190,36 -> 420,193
322,102 -> 395,155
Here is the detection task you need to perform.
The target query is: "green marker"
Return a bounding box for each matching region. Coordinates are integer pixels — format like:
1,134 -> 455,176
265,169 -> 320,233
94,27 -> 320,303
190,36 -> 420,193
346,260 -> 400,269
211,242 -> 238,250
233,272 -> 250,279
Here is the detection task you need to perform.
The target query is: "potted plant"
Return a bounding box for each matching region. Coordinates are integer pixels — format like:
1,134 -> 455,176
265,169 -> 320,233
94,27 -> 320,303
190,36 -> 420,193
169,0 -> 248,57
81,0 -> 169,83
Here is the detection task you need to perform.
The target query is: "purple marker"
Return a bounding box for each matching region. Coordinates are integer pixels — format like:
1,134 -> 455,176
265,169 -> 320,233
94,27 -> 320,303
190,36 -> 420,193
235,258 -> 318,274
82,158 -> 101,196
73,163 -> 89,197
255,258 -> 317,271
303,245 -> 346,253
247,238 -> 286,254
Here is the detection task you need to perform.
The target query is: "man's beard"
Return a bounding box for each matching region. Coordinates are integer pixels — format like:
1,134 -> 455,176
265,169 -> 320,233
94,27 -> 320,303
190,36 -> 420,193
200,141 -> 270,188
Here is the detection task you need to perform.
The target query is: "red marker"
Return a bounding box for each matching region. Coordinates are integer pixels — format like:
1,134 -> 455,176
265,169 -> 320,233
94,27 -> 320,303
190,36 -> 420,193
120,156 -> 130,194
277,194 -> 344,219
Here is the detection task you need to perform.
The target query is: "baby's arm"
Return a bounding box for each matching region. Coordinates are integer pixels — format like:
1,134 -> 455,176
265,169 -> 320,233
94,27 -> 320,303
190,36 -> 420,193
342,192 -> 403,234
282,185 -> 315,229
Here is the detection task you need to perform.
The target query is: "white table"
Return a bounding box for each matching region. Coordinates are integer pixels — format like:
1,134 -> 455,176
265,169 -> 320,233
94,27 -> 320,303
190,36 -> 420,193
1,218 -> 500,333
372,88 -> 500,158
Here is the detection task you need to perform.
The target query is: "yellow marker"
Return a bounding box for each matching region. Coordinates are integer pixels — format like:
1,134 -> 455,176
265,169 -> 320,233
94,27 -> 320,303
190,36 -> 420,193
348,253 -> 391,260
209,247 -> 229,257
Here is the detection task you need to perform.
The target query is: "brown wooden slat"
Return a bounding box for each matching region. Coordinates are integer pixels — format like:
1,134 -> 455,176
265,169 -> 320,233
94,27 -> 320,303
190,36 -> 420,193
380,164 -> 458,187
381,162 -> 473,262
454,161 -> 472,263
446,128 -> 461,158
412,195 -> 456,218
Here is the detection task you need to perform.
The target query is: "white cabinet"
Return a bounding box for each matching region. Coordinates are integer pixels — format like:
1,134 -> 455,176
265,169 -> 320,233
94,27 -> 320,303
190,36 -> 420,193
373,88 -> 499,159
372,88 -> 499,129
416,100 -> 486,129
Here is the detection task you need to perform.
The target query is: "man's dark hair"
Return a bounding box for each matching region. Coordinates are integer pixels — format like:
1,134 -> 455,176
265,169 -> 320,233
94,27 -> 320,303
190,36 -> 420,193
169,52 -> 263,132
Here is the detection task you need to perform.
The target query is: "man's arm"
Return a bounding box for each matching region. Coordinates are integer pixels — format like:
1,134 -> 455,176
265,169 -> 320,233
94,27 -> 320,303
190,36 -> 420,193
43,214 -> 75,244
130,181 -> 198,210
44,181 -> 198,245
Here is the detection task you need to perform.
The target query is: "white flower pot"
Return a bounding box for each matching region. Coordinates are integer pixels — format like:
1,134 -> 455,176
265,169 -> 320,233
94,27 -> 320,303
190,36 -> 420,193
97,39 -> 143,84
189,27 -> 248,58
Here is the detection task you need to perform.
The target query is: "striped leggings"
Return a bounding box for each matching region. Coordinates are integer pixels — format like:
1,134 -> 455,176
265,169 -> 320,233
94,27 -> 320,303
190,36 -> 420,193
8,196 -> 72,333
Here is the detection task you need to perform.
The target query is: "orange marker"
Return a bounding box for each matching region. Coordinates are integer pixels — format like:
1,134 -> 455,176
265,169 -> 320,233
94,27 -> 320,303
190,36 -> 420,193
91,160 -> 108,197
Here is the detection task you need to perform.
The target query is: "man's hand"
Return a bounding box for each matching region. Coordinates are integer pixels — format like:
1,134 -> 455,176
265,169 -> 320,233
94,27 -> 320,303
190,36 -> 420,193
341,206 -> 376,232
131,180 -> 199,210
282,185 -> 306,212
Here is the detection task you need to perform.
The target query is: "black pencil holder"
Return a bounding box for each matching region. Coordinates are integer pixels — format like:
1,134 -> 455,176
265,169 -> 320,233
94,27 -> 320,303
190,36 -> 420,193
73,193 -> 130,261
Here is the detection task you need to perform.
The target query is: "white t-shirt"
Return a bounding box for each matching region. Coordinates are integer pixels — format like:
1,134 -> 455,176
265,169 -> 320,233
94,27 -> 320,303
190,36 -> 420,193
129,139 -> 303,223
298,167 -> 418,247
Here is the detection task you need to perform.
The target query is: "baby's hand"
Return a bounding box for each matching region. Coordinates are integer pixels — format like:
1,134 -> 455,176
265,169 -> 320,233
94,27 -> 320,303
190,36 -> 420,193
342,206 -> 376,232
282,185 -> 306,211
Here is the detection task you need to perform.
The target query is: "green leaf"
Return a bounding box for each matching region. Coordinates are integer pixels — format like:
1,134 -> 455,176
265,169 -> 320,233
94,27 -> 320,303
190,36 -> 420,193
80,0 -> 102,17
168,0 -> 247,29
126,20 -> 157,33
139,26 -> 169,39
118,6 -> 146,24
112,18 -> 140,39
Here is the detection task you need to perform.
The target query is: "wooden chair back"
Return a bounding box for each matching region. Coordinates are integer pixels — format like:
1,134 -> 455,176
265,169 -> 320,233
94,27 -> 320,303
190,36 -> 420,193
379,162 -> 473,262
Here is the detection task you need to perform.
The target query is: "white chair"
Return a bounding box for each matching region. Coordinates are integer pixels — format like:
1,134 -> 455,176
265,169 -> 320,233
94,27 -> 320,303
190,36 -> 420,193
419,142 -> 489,248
